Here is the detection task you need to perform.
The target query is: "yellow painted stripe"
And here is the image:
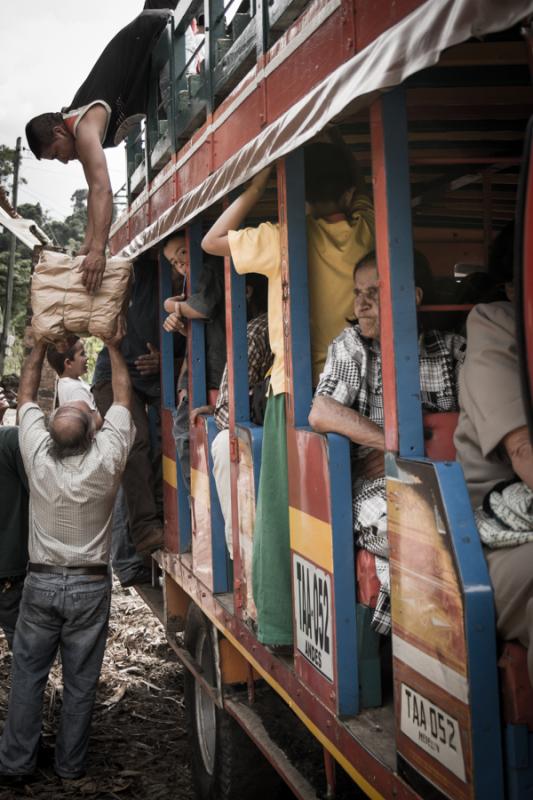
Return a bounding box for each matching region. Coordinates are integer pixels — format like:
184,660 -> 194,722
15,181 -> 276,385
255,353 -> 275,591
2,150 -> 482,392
162,455 -> 177,489
191,467 -> 209,506
290,506 -> 333,573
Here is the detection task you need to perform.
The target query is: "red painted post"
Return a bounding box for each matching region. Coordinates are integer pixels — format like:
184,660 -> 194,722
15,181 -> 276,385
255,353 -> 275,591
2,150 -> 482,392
370,98 -> 399,453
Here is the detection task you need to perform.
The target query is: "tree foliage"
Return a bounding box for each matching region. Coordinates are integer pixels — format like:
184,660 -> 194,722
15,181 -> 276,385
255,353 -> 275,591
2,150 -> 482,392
0,183 -> 88,375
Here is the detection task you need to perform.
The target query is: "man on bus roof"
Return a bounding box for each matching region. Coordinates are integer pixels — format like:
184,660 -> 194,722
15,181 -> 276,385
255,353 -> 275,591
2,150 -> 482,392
24,0 -> 177,295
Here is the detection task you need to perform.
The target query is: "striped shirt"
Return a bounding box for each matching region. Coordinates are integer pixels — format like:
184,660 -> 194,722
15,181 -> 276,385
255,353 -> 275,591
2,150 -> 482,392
18,402 -> 135,566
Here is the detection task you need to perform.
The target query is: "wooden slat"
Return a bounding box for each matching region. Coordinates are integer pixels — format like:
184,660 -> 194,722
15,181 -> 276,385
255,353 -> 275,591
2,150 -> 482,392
438,41 -> 528,68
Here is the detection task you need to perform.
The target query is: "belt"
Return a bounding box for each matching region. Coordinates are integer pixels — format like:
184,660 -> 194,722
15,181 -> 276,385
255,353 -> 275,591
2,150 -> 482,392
28,563 -> 108,577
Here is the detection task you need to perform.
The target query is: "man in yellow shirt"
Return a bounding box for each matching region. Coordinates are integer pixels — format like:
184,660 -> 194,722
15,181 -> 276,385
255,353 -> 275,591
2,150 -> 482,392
202,142 -> 374,646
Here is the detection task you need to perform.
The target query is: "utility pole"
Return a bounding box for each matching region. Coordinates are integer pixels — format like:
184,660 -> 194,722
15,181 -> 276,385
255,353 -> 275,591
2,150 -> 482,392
0,136 -> 22,377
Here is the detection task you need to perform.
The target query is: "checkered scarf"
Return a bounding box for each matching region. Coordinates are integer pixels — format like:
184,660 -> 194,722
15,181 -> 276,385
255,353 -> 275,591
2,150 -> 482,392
316,325 -> 466,634
476,480 -> 533,548
214,313 -> 273,431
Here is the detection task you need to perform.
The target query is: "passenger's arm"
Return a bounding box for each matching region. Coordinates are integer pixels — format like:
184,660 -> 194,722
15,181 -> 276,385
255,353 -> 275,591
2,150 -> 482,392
309,395 -> 385,451
17,341 -> 47,407
202,166 -> 272,256
503,425 -> 533,491
107,344 -> 132,411
164,294 -> 184,314
163,301 -> 209,333
76,115 -> 113,294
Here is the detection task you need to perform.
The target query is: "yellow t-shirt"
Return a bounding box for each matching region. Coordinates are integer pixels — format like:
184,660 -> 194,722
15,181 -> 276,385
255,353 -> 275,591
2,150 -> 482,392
228,197 -> 374,394
228,222 -> 286,395
307,197 -> 374,385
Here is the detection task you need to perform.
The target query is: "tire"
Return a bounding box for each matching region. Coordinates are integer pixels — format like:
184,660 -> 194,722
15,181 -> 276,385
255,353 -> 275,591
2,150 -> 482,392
184,604 -> 283,800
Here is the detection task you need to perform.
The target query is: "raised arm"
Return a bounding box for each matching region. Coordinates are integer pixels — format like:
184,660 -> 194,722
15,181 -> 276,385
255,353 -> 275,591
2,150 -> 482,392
107,344 -> 132,411
309,395 -> 385,451
18,341 -> 47,407
75,110 -> 113,294
201,166 -> 272,257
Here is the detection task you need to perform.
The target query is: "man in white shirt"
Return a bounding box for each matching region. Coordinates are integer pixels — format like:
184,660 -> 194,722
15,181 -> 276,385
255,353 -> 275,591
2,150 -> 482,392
47,337 -> 150,588
0,330 -> 135,786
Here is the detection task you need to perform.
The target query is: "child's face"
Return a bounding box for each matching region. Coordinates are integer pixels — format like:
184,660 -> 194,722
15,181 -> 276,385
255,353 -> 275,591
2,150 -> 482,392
66,341 -> 88,378
164,237 -> 188,277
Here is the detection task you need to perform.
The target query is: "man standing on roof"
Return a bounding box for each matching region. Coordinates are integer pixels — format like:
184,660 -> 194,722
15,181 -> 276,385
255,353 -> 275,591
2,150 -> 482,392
24,1 -> 178,294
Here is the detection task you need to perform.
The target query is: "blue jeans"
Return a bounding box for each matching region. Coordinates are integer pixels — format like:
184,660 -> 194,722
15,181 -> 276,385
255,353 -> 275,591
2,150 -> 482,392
111,487 -> 145,584
0,572 -> 111,778
172,398 -> 190,494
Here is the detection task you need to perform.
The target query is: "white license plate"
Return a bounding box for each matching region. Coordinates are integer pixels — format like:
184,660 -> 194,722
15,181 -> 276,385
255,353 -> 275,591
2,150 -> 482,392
293,555 -> 333,681
400,683 -> 466,782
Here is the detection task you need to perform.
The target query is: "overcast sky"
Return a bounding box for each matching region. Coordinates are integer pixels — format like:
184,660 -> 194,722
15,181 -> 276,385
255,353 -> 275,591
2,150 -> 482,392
0,2 -> 141,222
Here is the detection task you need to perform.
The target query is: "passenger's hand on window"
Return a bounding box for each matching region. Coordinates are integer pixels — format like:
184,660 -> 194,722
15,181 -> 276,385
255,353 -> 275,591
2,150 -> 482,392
78,250 -> 106,294
135,343 -> 160,376
190,404 -> 214,424
358,449 -> 385,481
163,311 -> 186,334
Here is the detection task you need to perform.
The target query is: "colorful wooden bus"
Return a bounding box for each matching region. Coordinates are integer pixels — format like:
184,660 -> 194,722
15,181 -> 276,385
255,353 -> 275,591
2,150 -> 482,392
108,1 -> 533,797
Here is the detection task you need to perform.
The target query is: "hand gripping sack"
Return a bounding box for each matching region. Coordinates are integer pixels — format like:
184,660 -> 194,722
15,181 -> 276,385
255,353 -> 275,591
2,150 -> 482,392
31,250 -> 132,342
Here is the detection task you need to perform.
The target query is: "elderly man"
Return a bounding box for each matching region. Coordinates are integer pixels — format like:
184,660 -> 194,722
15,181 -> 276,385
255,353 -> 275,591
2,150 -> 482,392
0,331 -> 135,786
309,251 -> 465,635
455,224 -> 533,686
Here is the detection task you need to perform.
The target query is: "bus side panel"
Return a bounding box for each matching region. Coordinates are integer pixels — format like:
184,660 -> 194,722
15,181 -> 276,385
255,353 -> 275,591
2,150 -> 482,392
389,466 -> 473,800
389,459 -> 503,800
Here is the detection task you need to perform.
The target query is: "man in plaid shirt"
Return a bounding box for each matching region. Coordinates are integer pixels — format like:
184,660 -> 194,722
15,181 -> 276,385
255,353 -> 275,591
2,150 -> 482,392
309,251 -> 465,634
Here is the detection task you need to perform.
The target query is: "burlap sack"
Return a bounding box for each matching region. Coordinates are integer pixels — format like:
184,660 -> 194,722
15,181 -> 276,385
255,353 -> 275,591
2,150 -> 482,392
31,250 -> 132,343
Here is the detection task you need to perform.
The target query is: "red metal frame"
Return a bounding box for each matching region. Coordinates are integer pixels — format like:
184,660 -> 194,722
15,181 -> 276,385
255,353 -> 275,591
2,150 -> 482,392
370,99 -> 399,453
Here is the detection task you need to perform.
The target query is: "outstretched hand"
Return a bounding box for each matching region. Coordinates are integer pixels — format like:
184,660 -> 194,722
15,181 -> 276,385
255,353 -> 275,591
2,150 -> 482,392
102,316 -> 126,349
79,251 -> 106,294
135,342 -> 160,376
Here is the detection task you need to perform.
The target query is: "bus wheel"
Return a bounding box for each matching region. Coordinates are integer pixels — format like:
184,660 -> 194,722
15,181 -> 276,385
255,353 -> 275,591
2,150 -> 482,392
184,604 -> 282,800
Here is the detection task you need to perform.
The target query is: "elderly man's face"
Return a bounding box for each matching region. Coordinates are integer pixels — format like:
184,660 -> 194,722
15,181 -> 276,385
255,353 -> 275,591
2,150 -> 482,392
354,262 -> 380,340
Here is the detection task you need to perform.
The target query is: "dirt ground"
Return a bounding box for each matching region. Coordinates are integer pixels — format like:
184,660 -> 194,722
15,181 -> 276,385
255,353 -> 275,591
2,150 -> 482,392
0,582 -> 194,800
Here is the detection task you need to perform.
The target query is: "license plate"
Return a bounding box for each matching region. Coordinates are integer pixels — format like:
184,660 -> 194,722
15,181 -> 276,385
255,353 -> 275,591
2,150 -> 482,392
293,555 -> 333,681
400,683 -> 466,782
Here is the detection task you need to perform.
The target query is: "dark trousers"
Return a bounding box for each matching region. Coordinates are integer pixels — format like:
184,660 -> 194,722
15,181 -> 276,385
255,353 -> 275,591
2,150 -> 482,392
0,573 -> 111,778
0,579 -> 24,650
93,382 -> 162,546
172,398 -> 191,494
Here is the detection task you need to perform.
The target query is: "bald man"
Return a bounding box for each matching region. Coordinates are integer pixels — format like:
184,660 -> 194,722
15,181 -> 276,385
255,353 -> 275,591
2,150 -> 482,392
0,333 -> 135,785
